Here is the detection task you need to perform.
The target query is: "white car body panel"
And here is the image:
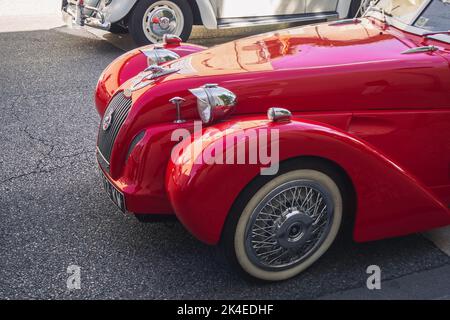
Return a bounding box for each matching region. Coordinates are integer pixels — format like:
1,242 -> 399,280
196,0 -> 218,29
197,0 -> 355,29
213,0 -> 306,18
102,0 -> 138,23
63,0 -> 361,32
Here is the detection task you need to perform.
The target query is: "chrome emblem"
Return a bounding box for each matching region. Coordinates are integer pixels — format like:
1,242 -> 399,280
124,65 -> 180,96
102,110 -> 113,131
123,88 -> 133,98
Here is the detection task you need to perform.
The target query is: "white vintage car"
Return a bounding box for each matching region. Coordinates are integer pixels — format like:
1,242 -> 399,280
62,0 -> 365,45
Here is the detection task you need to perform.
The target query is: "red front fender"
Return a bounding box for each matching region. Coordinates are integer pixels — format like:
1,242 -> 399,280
166,117 -> 450,245
95,43 -> 206,116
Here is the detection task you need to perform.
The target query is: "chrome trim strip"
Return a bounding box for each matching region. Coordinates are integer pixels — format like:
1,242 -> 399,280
329,18 -> 361,26
401,45 -> 439,54
217,12 -> 339,29
97,147 -> 110,166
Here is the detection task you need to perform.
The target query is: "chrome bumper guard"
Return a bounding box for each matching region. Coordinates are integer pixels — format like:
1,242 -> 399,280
62,0 -> 111,30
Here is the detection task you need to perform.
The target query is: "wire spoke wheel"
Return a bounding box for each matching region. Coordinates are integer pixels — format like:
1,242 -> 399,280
225,167 -> 343,281
245,180 -> 335,271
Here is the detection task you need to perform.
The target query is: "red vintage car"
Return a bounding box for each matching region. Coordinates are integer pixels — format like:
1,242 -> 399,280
95,0 -> 450,281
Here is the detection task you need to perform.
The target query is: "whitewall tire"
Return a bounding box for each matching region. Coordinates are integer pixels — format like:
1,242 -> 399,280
223,168 -> 343,282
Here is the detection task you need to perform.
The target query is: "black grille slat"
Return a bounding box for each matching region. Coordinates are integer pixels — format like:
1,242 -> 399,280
97,92 -> 132,170
112,101 -> 129,138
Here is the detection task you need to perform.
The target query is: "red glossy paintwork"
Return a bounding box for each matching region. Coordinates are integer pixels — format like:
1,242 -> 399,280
100,121 -> 194,214
96,17 -> 450,244
166,118 -> 450,244
94,42 -> 206,115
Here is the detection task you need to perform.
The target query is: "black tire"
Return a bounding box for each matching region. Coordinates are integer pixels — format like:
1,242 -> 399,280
221,159 -> 349,282
128,0 -> 193,46
109,22 -> 128,34
348,0 -> 363,18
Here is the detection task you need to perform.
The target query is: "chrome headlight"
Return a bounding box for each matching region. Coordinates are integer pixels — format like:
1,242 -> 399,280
189,84 -> 237,124
140,47 -> 180,66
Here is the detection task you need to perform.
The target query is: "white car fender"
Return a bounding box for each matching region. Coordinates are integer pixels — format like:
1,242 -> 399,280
104,0 -> 218,28
103,0 -> 139,23
196,0 -> 218,29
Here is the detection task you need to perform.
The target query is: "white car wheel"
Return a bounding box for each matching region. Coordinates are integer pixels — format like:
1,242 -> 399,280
129,0 -> 193,46
142,1 -> 185,43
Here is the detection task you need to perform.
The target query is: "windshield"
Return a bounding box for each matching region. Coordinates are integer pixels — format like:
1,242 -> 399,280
368,0 -> 450,31
414,0 -> 450,31
371,0 -> 427,24
366,0 -> 450,32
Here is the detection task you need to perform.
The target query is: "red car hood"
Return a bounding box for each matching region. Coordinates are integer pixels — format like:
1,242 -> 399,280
125,17 -> 448,125
166,18 -> 410,77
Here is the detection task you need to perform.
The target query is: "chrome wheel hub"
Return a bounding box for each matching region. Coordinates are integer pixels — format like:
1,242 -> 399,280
245,180 -> 334,270
143,1 -> 184,43
149,7 -> 177,37
275,209 -> 314,249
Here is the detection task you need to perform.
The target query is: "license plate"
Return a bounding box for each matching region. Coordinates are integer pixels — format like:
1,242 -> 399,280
100,171 -> 126,213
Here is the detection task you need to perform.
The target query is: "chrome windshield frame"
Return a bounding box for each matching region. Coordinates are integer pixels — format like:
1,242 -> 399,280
364,0 -> 450,43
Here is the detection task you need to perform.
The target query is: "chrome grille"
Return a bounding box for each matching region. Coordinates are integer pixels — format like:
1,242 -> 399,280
97,92 -> 132,170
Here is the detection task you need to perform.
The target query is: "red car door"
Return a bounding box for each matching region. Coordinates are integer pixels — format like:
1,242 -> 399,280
348,32 -> 450,207
431,35 -> 450,206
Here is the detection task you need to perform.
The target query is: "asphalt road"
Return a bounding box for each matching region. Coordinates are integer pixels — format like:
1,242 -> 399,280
0,27 -> 449,299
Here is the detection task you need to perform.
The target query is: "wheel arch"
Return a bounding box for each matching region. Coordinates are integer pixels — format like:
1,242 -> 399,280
104,0 -> 139,24
193,0 -> 218,29
223,155 -> 357,244
121,0 -> 197,26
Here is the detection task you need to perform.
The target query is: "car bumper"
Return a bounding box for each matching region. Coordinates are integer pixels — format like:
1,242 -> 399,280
97,160 -> 176,217
96,137 -> 176,217
62,0 -> 111,31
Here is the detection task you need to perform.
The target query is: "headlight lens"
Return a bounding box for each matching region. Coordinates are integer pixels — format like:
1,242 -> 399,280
198,100 -> 212,123
189,84 -> 237,124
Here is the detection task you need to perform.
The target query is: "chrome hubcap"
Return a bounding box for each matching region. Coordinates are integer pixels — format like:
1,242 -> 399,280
275,209 -> 314,249
245,180 -> 334,270
143,1 -> 184,43
150,8 -> 176,36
